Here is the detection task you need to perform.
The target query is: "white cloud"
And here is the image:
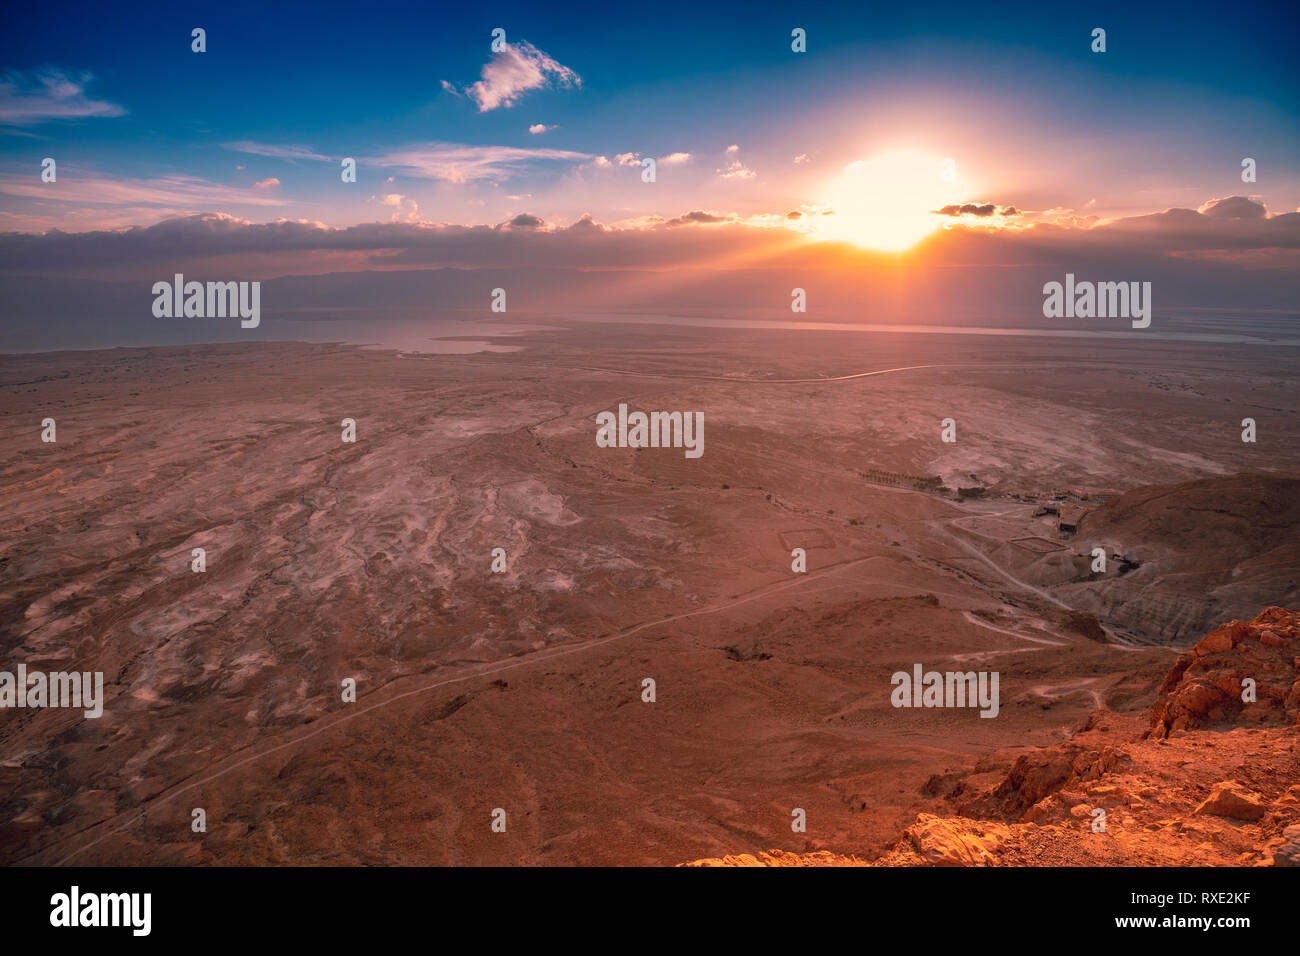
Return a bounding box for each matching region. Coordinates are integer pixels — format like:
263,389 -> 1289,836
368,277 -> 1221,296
658,152 -> 692,164
252,178 -> 280,189
717,159 -> 756,180
726,144 -> 740,153
528,123 -> 554,135
793,153 -> 810,164
449,41 -> 580,112
0,69 -> 125,126
367,193 -> 420,222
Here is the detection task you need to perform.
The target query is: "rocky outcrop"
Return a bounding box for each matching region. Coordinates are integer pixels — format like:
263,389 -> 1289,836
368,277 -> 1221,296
683,607 -> 1300,867
979,744 -> 1129,817
1148,606 -> 1300,737
876,814 -> 1013,866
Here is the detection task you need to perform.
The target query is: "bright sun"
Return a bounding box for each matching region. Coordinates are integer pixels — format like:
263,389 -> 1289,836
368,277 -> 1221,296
816,150 -> 952,253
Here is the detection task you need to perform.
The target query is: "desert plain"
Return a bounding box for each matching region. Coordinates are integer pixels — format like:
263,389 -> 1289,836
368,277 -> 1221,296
1,319 -> 1298,865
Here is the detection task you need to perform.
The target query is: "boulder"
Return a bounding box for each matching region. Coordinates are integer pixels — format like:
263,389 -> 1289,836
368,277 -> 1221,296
1194,782 -> 1266,822
901,814 -> 1011,866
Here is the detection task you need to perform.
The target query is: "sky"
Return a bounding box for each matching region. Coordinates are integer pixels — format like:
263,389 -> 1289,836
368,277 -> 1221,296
0,0 -> 1297,334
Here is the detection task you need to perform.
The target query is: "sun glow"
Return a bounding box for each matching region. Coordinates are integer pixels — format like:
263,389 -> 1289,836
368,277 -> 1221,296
816,150 -> 953,252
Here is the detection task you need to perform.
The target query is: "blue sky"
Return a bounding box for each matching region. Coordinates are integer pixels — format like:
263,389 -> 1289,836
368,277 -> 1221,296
1,0 -> 1297,250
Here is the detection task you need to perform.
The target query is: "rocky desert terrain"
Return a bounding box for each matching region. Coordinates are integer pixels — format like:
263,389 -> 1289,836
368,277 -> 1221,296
688,607 -> 1300,866
1,320 -> 1297,865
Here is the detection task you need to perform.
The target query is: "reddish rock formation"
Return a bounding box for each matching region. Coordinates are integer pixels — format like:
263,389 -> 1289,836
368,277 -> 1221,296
685,607 -> 1300,867
879,814 -> 1012,866
685,850 -> 869,867
1195,782 -> 1266,822
1149,606 -> 1300,737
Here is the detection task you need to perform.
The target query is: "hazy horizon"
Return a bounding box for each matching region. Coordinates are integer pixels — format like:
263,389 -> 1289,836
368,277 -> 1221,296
2,0 -> 1298,354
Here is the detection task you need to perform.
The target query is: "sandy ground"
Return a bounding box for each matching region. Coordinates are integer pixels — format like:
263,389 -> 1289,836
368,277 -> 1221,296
1,322 -> 1297,864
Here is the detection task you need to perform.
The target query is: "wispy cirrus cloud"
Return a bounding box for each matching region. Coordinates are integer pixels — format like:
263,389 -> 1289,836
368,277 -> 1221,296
366,142 -> 591,183
444,40 -> 580,112
222,141 -> 332,162
219,139 -> 592,184
0,171 -> 287,212
0,69 -> 125,126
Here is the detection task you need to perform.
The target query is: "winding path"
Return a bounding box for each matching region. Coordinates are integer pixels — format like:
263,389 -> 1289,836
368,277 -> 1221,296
51,553 -> 889,865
